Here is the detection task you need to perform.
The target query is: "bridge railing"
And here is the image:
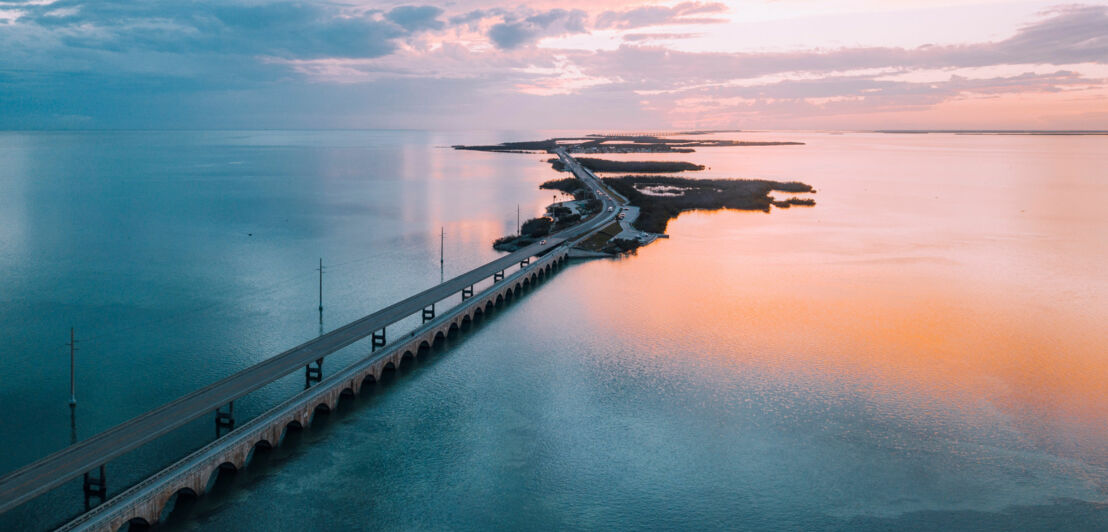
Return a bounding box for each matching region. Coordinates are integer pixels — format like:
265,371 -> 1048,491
57,245 -> 570,531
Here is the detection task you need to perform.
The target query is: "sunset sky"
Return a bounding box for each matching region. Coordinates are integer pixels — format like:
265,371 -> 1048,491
1,0 -> 1106,130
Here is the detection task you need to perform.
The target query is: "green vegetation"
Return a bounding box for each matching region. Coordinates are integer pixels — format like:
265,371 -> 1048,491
603,176 -> 816,233
772,197 -> 816,208
604,238 -> 642,254
539,177 -> 603,210
556,157 -> 705,173
492,234 -> 533,251
493,212 -> 589,251
575,221 -> 623,252
453,139 -> 560,152
549,205 -> 573,218
473,133 -> 814,252
521,217 -> 553,237
492,216 -> 552,251
539,176 -> 582,193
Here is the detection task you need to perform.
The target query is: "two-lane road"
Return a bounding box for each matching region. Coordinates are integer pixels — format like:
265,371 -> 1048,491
0,150 -> 622,517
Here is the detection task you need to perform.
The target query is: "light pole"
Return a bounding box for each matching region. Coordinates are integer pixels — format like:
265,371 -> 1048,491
67,327 -> 77,406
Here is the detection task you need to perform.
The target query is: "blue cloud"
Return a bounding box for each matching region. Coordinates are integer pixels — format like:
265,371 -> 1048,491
385,5 -> 444,33
487,9 -> 588,50
9,1 -> 431,59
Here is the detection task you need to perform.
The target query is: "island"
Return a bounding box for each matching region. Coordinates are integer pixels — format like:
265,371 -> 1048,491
453,132 -> 815,255
602,176 -> 815,234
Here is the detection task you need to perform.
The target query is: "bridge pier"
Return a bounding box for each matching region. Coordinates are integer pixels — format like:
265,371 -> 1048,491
82,465 -> 106,509
305,358 -> 323,388
216,402 -> 235,437
45,247 -> 576,531
461,285 -> 474,300
494,270 -> 504,281
422,304 -> 435,323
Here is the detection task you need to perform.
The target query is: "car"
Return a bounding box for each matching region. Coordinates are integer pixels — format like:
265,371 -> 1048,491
608,206 -> 613,212
540,240 -> 546,245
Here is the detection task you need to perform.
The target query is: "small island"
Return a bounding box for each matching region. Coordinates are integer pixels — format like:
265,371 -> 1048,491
459,131 -> 816,255
602,176 -> 815,234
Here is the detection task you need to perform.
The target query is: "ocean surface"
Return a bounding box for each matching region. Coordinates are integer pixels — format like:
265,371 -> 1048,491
0,130 -> 1105,530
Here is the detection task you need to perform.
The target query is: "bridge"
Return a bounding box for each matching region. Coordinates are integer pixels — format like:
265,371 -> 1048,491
0,150 -> 622,530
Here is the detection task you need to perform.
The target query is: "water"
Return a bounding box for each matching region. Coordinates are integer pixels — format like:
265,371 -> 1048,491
1,131 -> 1106,530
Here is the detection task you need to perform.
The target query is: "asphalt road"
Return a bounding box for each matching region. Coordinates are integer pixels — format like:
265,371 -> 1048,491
0,150 -> 621,516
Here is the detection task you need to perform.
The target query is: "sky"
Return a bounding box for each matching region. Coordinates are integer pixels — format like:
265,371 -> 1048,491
0,0 -> 1106,130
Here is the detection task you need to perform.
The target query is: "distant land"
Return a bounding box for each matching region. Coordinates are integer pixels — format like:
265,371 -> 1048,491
462,132 -> 814,255
453,134 -> 803,154
877,130 -> 1108,135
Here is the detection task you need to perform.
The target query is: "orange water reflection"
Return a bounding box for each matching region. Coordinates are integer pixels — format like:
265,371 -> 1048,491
569,132 -> 1108,483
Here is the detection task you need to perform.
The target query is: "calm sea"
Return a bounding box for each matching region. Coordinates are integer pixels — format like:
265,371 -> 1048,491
0,130 -> 1105,530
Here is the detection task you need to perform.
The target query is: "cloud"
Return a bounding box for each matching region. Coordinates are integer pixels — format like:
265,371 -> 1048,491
622,32 -> 702,42
487,9 -> 588,50
578,5 -> 1108,91
595,1 -> 727,30
0,1 -> 1105,129
5,1 -> 452,59
657,69 -> 1102,128
385,5 -> 444,33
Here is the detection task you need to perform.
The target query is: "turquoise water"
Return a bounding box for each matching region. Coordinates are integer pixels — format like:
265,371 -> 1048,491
1,131 -> 1106,530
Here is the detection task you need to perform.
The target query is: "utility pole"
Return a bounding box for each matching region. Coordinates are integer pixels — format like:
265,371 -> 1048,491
440,227 -> 445,284
316,258 -> 324,327
67,327 -> 77,406
517,204 -> 520,235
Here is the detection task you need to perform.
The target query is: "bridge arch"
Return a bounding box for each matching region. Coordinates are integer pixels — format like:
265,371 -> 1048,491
241,438 -> 272,469
123,516 -> 153,531
204,461 -> 239,494
52,243 -> 584,532
156,485 -> 200,526
309,403 -> 331,426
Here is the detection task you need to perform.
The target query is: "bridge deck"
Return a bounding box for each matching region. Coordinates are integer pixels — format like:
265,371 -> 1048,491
0,240 -> 567,513
0,149 -> 618,516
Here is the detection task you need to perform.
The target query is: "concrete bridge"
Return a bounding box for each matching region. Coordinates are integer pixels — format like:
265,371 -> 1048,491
0,150 -> 623,530
56,246 -> 571,531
